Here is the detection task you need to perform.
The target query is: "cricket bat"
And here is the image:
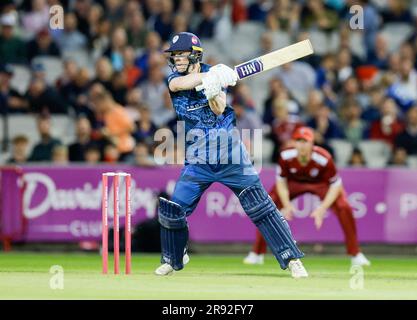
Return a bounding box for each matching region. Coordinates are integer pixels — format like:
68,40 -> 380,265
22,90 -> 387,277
196,39 -> 314,91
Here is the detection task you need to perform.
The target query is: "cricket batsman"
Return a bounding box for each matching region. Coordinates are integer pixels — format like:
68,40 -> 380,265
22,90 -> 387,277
155,32 -> 308,278
244,127 -> 371,267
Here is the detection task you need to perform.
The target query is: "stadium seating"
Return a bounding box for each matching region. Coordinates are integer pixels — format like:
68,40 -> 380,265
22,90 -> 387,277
358,140 -> 391,168
329,139 -> 354,167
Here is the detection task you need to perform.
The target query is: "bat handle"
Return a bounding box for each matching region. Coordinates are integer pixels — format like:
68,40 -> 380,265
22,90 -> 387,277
195,84 -> 204,91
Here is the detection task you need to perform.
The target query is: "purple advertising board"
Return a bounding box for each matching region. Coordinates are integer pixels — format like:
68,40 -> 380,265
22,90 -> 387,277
1,166 -> 416,243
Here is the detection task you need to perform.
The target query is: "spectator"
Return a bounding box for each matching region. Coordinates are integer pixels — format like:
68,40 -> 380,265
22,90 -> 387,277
123,46 -> 143,89
105,0 -> 124,25
340,101 -> 367,147
110,71 -> 128,105
29,115 -> 62,162
7,135 -> 30,164
369,98 -> 404,146
60,67 -> 92,115
84,144 -> 101,164
362,85 -> 384,123
381,0 -> 413,24
93,57 -> 113,91
348,147 -> 367,167
91,16 -> 112,60
248,0 -> 271,22
104,27 -> 128,72
388,147 -> 408,166
387,58 -> 417,113
126,10 -> 148,49
86,3 -> 103,43
56,59 -> 79,88
152,0 -> 174,42
131,142 -> 156,167
141,64 -> 175,127
73,0 -> 92,38
269,98 -> 304,161
55,13 -> 88,52
26,78 -> 68,114
336,49 -> 354,85
68,116 -> 95,162
134,31 -> 162,80
231,0 -> 247,25
90,90 -> 135,159
52,144 -> 69,164
301,0 -> 339,32
21,0 -> 50,36
0,64 -> 29,114
103,142 -> 120,163
395,106 -> 417,155
172,13 -> 189,35
132,104 -> 158,147
274,61 -> 316,107
266,0 -> 300,34
367,33 -> 389,69
0,12 -> 27,64
27,28 -> 61,63
195,0 -> 218,39
124,87 -> 143,121
307,104 -> 344,145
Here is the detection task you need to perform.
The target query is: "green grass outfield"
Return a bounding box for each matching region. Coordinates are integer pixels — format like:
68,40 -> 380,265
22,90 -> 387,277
0,253 -> 416,299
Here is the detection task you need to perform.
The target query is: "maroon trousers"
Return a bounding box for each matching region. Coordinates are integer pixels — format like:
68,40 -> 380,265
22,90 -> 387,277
252,181 -> 360,256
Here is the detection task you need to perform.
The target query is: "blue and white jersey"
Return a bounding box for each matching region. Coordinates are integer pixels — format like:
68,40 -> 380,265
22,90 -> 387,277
167,63 -> 243,165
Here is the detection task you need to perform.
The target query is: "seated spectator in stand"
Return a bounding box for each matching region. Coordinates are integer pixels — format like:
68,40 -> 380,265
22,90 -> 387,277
104,26 -> 128,72
56,59 -> 79,89
91,90 -> 135,160
55,12 -> 88,52
132,104 -> 158,147
388,147 -> 409,167
362,85 -> 384,123
266,0 -> 300,34
248,0 -> 271,22
387,58 -> 417,113
126,10 -> 148,49
195,0 -> 218,39
341,101 -> 367,146
69,116 -> 95,162
395,105 -> 417,155
274,61 -> 316,107
348,147 -> 367,167
381,0 -> 413,24
103,142 -> 120,163
22,0 -> 50,36
0,12 -> 27,64
301,0 -> 339,32
52,144 -> 69,164
132,142 -> 156,167
7,135 -> 29,164
105,0 -> 124,24
93,57 -> 113,92
84,144 -> 101,164
110,71 -> 128,106
29,115 -> 62,162
123,46 -> 142,89
307,104 -> 344,145
27,28 -> 61,63
26,78 -> 68,114
0,64 -> 29,113
152,0 -> 174,42
142,65 -> 175,127
366,33 -> 389,70
134,32 -> 162,80
269,98 -> 304,161
369,98 -> 404,147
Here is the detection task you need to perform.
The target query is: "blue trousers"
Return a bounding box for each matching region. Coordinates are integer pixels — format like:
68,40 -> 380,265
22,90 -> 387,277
171,163 -> 260,215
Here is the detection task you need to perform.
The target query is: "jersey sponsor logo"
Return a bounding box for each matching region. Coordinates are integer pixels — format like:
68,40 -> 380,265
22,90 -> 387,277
310,168 -> 319,177
187,102 -> 209,111
290,168 -> 297,174
311,152 -> 329,166
281,149 -> 298,160
235,59 -> 263,79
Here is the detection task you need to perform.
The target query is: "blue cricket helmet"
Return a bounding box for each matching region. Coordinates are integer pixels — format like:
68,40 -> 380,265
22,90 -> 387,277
165,32 -> 203,65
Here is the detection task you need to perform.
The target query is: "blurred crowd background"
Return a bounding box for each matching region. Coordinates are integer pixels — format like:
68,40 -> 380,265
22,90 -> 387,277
0,0 -> 417,168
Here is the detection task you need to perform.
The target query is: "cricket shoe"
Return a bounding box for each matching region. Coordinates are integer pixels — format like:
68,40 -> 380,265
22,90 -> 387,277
351,252 -> 371,267
243,252 -> 264,265
288,259 -> 308,278
154,253 -> 190,276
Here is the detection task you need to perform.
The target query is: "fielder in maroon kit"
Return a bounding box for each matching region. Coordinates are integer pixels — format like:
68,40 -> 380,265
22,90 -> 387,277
244,126 -> 371,266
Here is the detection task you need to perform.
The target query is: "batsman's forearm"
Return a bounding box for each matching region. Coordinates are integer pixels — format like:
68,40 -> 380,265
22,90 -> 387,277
208,92 -> 226,115
169,73 -> 204,92
320,183 -> 342,210
277,179 -> 291,208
